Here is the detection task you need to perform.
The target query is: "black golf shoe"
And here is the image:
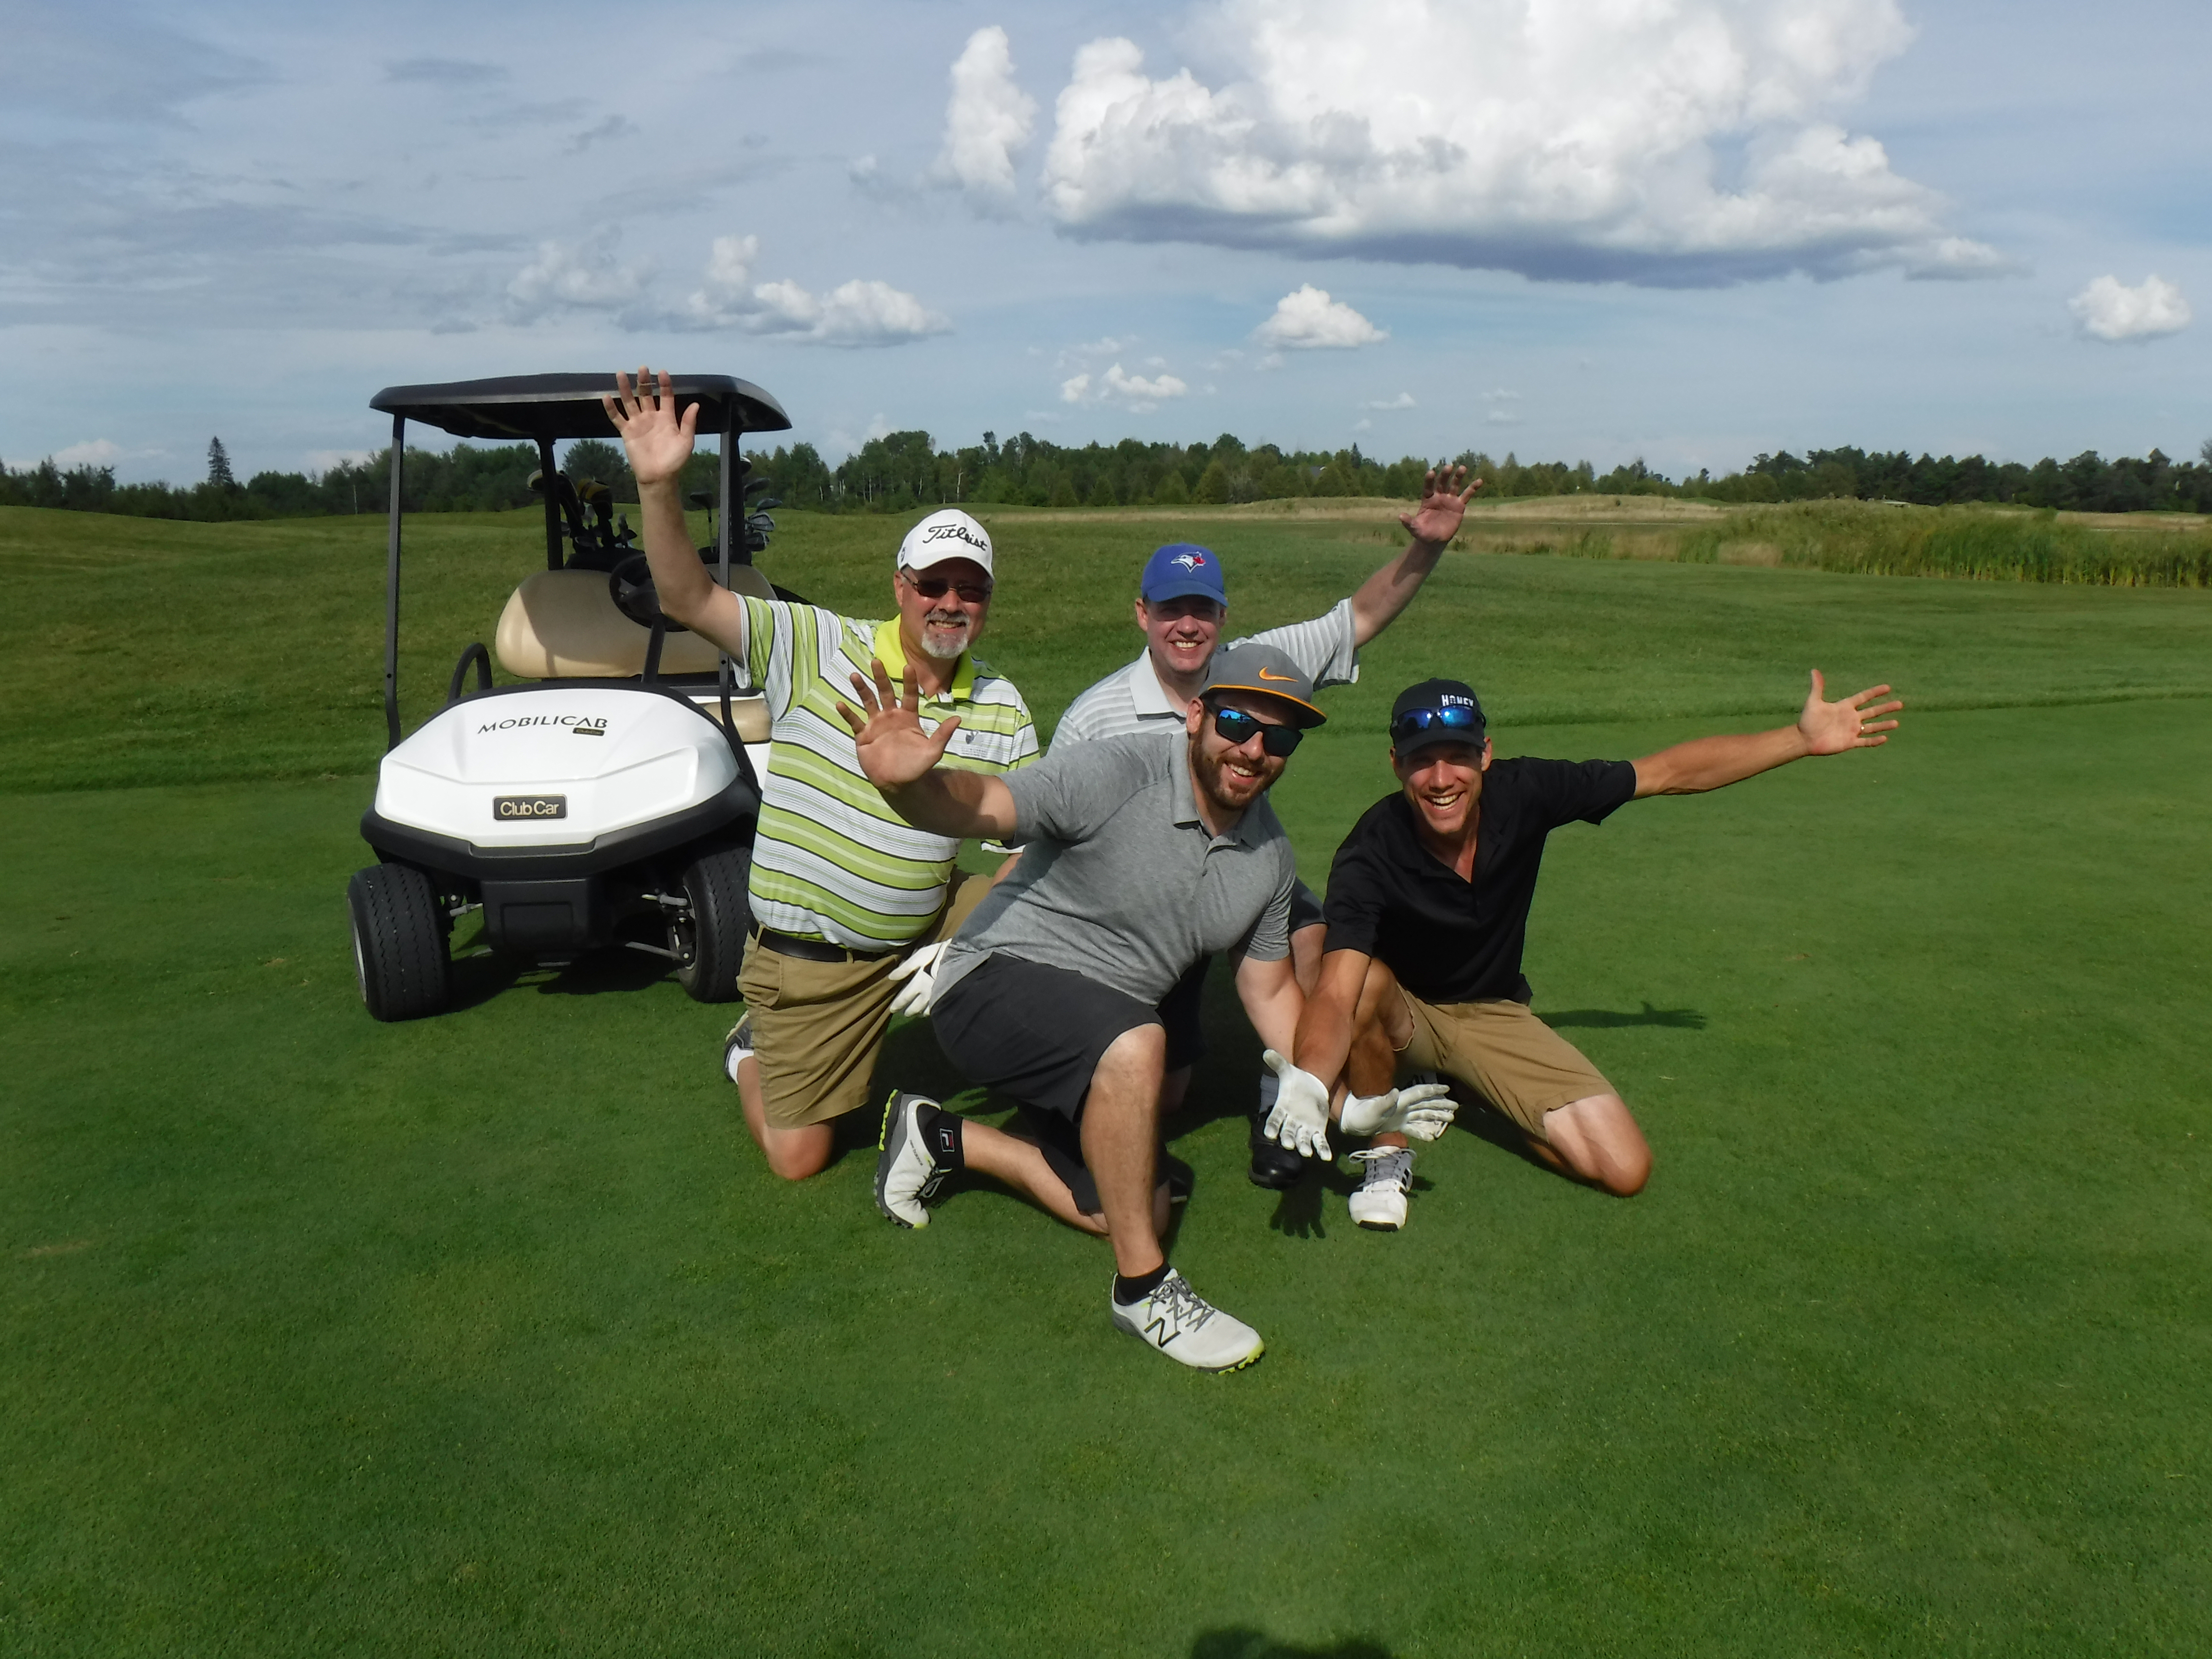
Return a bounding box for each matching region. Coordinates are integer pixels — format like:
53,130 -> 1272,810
1247,1111 -> 1306,1189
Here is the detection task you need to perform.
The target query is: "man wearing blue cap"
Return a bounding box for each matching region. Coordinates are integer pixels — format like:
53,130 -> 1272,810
1049,466 -> 1483,1188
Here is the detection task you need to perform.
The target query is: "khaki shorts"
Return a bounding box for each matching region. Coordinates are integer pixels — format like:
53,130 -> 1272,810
738,873 -> 987,1130
1395,993 -> 1613,1142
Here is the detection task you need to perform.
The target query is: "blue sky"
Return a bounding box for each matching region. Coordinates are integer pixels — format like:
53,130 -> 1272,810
3,0 -> 2205,484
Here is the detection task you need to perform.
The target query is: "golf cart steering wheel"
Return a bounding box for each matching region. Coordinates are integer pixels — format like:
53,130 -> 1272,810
609,554 -> 692,633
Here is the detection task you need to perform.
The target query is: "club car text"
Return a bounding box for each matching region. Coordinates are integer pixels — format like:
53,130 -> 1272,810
477,713 -> 609,737
493,794 -> 568,820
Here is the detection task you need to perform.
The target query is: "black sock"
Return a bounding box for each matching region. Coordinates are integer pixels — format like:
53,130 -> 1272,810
1114,1262 -> 1172,1305
921,1104 -> 964,1169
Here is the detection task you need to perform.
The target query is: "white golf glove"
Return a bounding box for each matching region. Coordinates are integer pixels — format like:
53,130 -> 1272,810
1340,1081 -> 1458,1142
1260,1049 -> 1333,1161
888,941 -> 947,1017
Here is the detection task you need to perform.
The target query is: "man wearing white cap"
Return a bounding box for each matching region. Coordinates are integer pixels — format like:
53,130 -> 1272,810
609,369 -> 1038,1182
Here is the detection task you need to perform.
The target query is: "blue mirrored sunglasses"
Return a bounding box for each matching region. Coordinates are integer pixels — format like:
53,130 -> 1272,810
1211,706 -> 1304,757
1391,706 -> 1483,740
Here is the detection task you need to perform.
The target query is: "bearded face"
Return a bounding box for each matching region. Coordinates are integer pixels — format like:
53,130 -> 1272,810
892,556 -> 993,666
1186,692 -> 1290,815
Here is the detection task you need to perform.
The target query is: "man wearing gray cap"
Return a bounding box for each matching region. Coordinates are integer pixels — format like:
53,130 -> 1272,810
609,368 -> 1038,1185
1049,467 -> 1485,1189
840,642 -> 1455,1370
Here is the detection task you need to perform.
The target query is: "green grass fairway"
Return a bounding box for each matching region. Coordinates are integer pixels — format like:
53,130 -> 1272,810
4,505 -> 2210,1655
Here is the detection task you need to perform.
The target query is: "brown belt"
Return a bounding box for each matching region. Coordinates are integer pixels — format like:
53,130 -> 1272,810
749,926 -> 898,964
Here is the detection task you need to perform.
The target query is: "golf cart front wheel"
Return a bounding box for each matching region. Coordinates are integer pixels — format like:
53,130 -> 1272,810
348,863 -> 451,1022
674,848 -> 750,1002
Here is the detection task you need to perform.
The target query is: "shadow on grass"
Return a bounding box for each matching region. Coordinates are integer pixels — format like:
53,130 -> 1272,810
1192,1632 -> 1394,1659
1543,1001 -> 1707,1030
446,945 -> 678,1010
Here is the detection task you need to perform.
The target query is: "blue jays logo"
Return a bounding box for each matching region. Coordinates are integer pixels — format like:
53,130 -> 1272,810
1173,551 -> 1207,571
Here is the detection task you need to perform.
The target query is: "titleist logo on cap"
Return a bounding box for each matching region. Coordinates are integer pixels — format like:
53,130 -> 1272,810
923,521 -> 987,552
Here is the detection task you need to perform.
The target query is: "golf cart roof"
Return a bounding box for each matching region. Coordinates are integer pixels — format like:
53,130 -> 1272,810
370,373 -> 791,442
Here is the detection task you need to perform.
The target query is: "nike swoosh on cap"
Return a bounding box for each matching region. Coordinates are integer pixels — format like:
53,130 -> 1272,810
1255,667 -> 1297,682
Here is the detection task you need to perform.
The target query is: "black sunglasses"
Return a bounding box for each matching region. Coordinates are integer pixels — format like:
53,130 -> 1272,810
905,573 -> 993,603
1211,706 -> 1303,757
1391,706 -> 1483,740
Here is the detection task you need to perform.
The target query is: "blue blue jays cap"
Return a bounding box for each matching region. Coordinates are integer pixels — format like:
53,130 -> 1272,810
1141,543 -> 1227,605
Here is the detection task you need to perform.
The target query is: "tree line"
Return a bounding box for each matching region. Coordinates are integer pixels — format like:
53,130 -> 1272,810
5,430 -> 2210,520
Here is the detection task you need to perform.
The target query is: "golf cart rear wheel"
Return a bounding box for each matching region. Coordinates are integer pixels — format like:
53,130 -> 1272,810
674,848 -> 750,1003
348,863 -> 451,1022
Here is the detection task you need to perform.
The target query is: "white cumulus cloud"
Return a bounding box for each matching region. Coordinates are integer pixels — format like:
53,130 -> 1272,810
505,229 -> 654,321
1061,362 -> 1190,413
1038,0 -> 2005,285
933,26 -> 1039,210
2068,274 -> 2190,343
677,234 -> 951,347
1360,392 -> 1417,410
1256,285 -> 1387,348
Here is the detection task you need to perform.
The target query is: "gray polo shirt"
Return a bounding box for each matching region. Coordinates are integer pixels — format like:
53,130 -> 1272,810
1052,598 -> 1359,745
935,734 -> 1296,1009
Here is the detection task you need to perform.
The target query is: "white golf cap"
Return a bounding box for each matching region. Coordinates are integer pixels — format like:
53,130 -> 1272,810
897,508 -> 994,577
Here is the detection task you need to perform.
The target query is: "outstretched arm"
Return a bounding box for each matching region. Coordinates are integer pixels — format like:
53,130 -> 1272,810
603,367 -> 751,659
1347,465 -> 1484,646
1633,670 -> 1903,798
838,657 -> 1019,839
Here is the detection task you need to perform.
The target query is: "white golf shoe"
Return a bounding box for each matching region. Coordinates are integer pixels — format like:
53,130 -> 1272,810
1348,1145 -> 1415,1230
874,1091 -> 952,1229
1109,1269 -> 1264,1372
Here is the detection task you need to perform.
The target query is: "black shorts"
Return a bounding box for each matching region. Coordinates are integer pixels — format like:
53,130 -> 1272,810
933,953 -> 1161,1122
933,953 -> 1194,1216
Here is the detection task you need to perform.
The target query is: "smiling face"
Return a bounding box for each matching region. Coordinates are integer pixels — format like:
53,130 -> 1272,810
1137,594 -> 1226,682
895,557 -> 992,663
1185,689 -> 1293,816
1391,738 -> 1493,840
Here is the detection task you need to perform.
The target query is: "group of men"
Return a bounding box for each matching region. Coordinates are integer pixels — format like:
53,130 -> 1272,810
609,368 -> 1905,1374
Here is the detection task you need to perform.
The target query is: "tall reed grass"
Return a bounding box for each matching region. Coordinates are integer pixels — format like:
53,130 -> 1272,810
1461,502 -> 2212,587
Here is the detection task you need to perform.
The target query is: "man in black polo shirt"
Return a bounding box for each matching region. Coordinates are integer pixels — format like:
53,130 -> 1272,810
1263,670 -> 1902,1226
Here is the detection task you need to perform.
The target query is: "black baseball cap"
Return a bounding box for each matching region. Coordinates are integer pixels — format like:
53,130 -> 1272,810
1201,641 -> 1327,727
1389,678 -> 1487,758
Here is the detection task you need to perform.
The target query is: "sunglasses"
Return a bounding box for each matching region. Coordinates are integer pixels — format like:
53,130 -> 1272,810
1211,706 -> 1304,757
1391,706 -> 1483,741
904,572 -> 993,604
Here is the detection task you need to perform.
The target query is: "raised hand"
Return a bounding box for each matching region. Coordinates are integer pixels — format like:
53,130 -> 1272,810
1398,463 -> 1484,548
1797,669 -> 1904,756
602,366 -> 697,488
837,657 -> 963,790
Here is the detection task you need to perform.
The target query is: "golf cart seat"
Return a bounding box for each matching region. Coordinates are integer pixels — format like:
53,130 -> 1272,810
494,565 -> 774,680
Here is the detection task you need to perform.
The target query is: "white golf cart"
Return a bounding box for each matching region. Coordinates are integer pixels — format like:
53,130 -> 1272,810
347,372 -> 793,1021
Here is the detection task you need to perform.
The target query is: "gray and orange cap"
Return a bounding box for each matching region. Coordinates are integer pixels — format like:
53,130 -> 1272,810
1199,642 -> 1328,728
1389,678 -> 1487,759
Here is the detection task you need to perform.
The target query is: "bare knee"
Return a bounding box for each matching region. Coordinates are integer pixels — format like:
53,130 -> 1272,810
1542,1094 -> 1651,1197
758,1126 -> 834,1182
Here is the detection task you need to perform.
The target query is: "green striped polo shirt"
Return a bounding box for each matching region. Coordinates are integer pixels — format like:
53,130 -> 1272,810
740,598 -> 1037,950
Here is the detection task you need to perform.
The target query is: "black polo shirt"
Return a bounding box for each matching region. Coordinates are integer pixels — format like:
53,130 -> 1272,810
1322,757 -> 1639,1004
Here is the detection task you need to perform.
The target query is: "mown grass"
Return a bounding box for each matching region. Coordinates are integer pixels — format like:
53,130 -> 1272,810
3,505 -> 2210,1655
8,501 -> 2212,793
